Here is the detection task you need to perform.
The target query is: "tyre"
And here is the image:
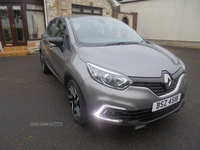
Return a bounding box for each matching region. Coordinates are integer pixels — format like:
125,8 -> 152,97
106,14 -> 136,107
40,52 -> 51,74
67,80 -> 87,124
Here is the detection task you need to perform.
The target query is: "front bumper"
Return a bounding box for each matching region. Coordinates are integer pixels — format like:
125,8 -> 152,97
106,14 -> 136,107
80,73 -> 187,127
94,96 -> 185,128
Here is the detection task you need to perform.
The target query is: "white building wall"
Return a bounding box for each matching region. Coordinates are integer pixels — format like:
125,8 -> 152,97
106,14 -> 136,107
120,0 -> 200,42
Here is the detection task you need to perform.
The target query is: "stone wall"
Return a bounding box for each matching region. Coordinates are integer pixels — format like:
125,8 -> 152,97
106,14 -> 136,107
45,0 -> 113,23
27,40 -> 40,54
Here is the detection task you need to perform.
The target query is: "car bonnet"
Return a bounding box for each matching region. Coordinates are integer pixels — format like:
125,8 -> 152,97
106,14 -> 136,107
78,44 -> 181,77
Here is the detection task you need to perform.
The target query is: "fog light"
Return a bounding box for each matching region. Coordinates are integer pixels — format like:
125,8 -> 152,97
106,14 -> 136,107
94,105 -> 126,123
102,109 -> 119,119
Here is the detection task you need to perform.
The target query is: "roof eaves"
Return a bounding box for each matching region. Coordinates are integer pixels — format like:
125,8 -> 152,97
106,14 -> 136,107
108,0 -> 121,7
119,0 -> 147,3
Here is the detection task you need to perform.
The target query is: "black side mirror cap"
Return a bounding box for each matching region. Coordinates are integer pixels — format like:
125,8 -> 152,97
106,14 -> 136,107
49,37 -> 63,47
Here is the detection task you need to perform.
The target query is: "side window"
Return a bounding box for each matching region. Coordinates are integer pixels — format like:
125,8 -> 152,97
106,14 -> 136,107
47,19 -> 57,37
54,19 -> 68,46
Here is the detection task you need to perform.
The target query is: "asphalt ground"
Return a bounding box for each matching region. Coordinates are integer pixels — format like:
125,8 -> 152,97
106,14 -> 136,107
0,46 -> 199,150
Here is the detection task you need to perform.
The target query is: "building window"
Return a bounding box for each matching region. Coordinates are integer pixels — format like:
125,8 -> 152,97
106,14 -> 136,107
72,7 -> 81,13
26,4 -> 45,40
72,4 -> 102,16
94,9 -> 101,15
122,17 -> 129,25
83,8 -> 92,13
0,6 -> 13,43
26,4 -> 43,10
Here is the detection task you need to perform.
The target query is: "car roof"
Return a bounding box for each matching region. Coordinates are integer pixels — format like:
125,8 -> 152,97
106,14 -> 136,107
60,15 -> 110,20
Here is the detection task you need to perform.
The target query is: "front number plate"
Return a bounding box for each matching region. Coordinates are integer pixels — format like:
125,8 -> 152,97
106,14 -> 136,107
152,93 -> 181,112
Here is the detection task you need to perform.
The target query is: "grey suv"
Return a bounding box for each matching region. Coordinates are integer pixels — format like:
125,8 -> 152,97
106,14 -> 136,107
40,16 -> 187,129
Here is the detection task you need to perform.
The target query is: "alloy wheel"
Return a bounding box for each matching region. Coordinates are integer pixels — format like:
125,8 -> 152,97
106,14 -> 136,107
68,86 -> 81,118
40,53 -> 45,70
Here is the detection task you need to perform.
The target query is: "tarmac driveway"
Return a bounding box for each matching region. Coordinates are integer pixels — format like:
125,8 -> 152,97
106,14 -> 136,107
0,46 -> 199,150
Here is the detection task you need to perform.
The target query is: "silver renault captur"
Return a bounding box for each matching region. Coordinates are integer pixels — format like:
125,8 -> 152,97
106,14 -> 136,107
40,16 -> 187,129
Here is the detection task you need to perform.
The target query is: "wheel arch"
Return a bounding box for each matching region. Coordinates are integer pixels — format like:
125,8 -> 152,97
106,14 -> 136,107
64,72 -> 87,108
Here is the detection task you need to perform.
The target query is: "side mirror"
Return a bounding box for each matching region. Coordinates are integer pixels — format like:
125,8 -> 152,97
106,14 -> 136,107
49,37 -> 63,47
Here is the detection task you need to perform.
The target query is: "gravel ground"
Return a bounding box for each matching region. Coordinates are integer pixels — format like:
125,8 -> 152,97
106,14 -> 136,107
0,46 -> 199,150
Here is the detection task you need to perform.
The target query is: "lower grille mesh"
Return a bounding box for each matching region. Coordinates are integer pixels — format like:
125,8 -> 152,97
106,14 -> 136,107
114,94 -> 185,123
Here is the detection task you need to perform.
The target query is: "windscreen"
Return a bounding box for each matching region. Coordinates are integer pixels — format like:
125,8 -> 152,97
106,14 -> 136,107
70,17 -> 143,47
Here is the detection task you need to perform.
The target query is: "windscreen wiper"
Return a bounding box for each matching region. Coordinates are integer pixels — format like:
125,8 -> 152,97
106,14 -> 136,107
97,42 -> 139,47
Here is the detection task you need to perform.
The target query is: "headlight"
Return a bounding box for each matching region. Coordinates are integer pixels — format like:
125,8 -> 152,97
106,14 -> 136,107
86,63 -> 133,90
178,58 -> 186,72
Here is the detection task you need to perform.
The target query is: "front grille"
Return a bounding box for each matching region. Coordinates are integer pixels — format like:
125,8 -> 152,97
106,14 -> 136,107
113,94 -> 185,123
131,76 -> 180,96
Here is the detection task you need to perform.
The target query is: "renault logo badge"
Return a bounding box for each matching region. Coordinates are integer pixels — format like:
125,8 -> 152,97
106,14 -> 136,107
164,74 -> 172,90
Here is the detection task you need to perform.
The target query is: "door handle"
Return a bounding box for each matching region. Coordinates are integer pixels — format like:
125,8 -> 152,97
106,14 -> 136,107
13,24 -> 15,28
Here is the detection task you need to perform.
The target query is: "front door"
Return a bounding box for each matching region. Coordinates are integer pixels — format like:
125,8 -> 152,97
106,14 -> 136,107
0,4 -> 26,47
